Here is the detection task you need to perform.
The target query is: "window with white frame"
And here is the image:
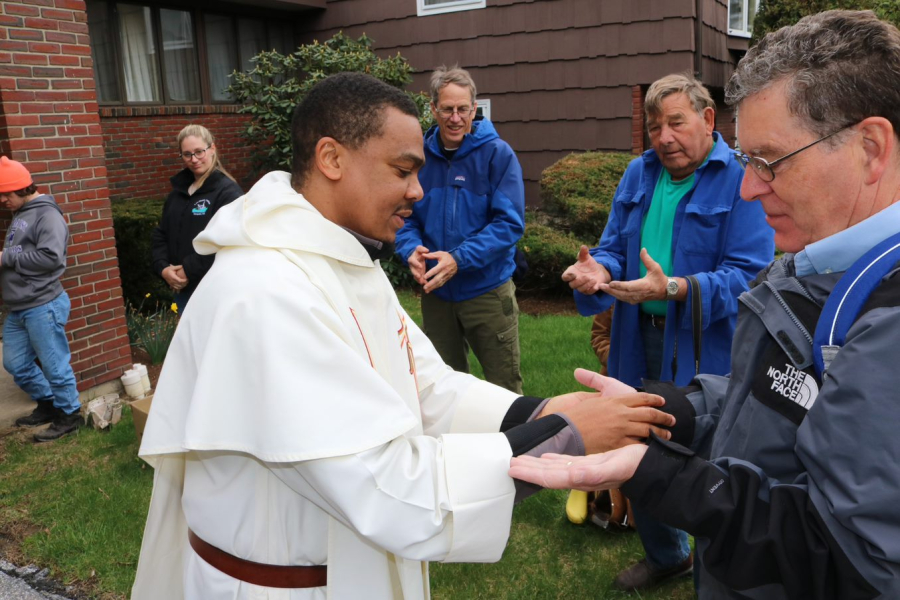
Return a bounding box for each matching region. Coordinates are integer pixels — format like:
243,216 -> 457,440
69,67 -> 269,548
417,0 -> 485,17
728,0 -> 758,38
475,98 -> 491,122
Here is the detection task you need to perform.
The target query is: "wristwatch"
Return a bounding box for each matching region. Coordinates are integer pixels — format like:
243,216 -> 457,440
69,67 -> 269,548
665,277 -> 679,300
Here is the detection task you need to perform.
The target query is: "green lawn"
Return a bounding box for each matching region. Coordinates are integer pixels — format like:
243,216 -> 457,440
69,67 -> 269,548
0,289 -> 694,599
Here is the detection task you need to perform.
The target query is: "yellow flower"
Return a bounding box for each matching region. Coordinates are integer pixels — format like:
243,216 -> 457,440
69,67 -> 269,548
145,293 -> 151,298
170,303 -> 178,314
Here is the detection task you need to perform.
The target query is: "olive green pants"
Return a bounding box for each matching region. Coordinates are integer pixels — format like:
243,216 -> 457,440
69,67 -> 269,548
421,279 -> 523,394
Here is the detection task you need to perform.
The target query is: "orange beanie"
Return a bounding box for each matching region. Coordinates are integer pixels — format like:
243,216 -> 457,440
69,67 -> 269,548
0,156 -> 33,193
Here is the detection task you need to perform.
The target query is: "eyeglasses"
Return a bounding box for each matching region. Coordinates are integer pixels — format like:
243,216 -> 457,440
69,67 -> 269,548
435,106 -> 475,119
180,146 -> 211,161
734,125 -> 852,183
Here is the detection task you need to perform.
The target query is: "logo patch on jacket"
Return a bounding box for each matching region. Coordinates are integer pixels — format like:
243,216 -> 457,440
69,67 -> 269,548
765,363 -> 818,409
192,199 -> 211,215
752,340 -> 820,426
454,175 -> 466,182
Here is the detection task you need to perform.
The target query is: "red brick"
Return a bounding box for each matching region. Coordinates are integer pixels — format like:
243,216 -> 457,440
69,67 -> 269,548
59,43 -> 89,56
44,137 -> 74,148
10,139 -> 49,150
47,53 -> 78,66
41,8 -> 75,20
28,149 -> 60,160
9,29 -> 43,41
47,159 -> 77,170
29,42 -> 61,55
17,78 -> 49,89
49,78 -> 80,89
45,31 -> 77,44
55,0 -> 86,10
23,126 -> 56,137
106,357 -> 133,371
0,15 -> 25,27
0,64 -> 32,76
19,101 -> 55,114
24,17 -> 59,30
90,349 -> 120,366
32,90 -> 68,101
0,39 -> 29,51
4,4 -> 40,16
57,20 -> 87,34
73,231 -> 102,244
3,113 -> 39,125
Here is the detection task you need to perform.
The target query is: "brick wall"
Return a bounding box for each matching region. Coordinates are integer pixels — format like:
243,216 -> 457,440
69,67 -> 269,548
99,107 -> 257,201
0,0 -> 131,392
631,85 -> 645,155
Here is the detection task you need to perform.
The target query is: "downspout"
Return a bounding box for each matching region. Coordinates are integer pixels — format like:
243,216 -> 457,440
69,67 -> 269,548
694,0 -> 704,80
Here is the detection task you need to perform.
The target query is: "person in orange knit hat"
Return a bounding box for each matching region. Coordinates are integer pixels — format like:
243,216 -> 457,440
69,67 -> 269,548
0,157 -> 81,441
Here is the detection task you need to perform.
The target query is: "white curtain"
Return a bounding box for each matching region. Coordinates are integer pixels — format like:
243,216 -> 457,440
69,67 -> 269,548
161,8 -> 199,103
118,4 -> 160,102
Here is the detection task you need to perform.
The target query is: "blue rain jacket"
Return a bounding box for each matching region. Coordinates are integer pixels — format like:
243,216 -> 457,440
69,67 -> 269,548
395,118 -> 525,302
575,132 -> 774,386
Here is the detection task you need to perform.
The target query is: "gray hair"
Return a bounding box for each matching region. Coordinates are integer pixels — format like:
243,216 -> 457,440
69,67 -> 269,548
726,10 -> 900,141
429,65 -> 476,105
644,73 -> 715,120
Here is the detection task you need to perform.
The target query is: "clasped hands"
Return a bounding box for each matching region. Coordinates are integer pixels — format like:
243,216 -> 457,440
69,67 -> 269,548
513,367 -> 667,492
561,245 -> 675,304
408,246 -> 458,294
161,264 -> 189,292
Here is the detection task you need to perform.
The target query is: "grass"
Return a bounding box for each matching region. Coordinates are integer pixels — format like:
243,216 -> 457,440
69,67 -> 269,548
0,289 -> 694,599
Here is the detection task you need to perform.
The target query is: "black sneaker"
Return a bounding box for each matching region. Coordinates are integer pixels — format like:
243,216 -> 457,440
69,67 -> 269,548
15,402 -> 60,427
33,411 -> 82,443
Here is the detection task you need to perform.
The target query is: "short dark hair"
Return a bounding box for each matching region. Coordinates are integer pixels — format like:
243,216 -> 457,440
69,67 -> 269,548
290,72 -> 420,188
13,184 -> 38,197
727,10 -> 900,142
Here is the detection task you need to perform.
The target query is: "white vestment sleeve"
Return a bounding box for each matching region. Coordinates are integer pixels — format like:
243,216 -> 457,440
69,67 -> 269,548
267,432 -> 515,564
403,307 -> 519,436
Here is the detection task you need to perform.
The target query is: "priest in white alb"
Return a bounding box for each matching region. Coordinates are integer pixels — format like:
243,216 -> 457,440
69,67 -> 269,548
131,73 -> 676,600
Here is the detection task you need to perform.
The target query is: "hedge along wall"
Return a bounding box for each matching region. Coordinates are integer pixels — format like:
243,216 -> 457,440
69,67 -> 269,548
0,0 -> 132,392
99,107 -> 257,202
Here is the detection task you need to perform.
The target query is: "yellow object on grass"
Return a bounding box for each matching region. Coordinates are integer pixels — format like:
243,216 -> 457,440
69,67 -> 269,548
565,489 -> 589,524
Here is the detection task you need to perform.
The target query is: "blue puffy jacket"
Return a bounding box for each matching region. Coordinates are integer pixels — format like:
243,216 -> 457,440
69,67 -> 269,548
575,132 -> 774,386
395,118 -> 525,302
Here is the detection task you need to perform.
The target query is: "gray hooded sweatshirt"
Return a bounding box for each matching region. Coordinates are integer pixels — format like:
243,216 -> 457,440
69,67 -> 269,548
1,194 -> 68,311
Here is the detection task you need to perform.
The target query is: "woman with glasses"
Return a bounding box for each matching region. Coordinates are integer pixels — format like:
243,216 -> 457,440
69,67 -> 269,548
151,124 -> 243,311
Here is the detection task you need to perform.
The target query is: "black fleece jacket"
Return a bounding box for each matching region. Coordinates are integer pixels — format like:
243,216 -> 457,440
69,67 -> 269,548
151,168 -> 243,293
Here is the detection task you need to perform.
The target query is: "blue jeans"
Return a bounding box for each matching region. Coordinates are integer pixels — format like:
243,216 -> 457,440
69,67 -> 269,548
637,314 -> 691,570
2,292 -> 80,415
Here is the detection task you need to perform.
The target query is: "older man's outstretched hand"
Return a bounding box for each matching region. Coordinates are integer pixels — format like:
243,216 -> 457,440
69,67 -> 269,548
508,445 -> 648,491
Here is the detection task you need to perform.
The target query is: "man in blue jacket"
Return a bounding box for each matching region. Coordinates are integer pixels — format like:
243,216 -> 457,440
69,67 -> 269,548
562,74 -> 774,591
396,66 -> 525,394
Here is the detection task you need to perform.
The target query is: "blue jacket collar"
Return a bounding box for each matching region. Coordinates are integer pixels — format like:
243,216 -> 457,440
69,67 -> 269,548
424,117 -> 499,160
640,130 -> 729,174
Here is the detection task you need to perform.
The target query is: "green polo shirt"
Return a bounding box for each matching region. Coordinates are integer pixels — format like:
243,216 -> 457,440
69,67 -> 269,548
640,141 -> 716,316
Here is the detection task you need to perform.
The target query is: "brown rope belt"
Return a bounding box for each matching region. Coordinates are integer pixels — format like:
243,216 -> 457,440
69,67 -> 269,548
188,529 -> 327,589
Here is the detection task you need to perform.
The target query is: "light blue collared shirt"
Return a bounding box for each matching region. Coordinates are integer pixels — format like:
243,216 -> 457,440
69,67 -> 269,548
794,201 -> 900,277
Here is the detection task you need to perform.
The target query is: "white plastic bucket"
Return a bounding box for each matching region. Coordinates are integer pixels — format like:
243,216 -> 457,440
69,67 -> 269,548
121,369 -> 144,399
132,363 -> 152,393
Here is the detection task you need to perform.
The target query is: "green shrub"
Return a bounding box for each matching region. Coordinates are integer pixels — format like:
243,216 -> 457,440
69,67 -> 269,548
518,151 -> 634,295
111,198 -> 171,310
227,32 -> 434,176
516,218 -> 583,295
540,151 -> 633,240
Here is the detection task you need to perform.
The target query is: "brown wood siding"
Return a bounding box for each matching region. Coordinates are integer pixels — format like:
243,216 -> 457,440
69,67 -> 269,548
297,0 -> 727,206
